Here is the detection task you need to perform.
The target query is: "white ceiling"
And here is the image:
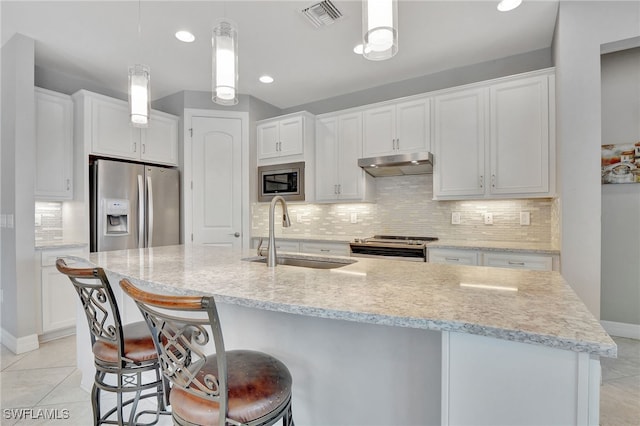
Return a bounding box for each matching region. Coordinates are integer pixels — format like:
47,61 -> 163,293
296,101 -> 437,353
1,1 -> 559,110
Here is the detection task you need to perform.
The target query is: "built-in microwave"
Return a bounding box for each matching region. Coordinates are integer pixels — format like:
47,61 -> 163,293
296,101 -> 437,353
258,162 -> 305,202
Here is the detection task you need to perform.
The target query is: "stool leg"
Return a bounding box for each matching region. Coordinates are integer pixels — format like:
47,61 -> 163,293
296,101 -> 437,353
91,381 -> 101,426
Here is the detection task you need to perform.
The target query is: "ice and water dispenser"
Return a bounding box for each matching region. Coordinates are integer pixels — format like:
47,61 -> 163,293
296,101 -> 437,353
104,199 -> 129,235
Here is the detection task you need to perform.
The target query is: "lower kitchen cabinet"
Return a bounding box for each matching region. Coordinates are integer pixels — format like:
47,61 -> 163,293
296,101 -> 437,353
300,241 -> 349,256
428,247 -> 559,271
482,252 -> 553,271
428,248 -> 480,266
38,246 -> 87,339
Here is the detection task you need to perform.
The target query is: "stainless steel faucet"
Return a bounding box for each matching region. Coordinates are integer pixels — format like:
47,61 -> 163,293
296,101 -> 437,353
267,195 -> 291,267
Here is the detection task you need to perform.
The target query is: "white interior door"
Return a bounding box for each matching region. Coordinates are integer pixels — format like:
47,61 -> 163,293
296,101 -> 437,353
191,116 -> 242,247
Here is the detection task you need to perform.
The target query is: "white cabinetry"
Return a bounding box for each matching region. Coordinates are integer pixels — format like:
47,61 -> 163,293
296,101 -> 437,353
433,71 -> 554,200
73,90 -> 178,166
428,248 -> 480,266
482,252 -> 554,271
35,88 -> 74,200
316,112 -> 375,202
257,112 -> 314,163
38,246 -> 87,338
300,241 -> 349,256
428,246 -> 559,271
362,98 -> 430,157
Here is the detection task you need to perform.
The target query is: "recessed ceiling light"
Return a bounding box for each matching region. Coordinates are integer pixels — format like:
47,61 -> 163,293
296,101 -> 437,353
497,0 -> 522,12
175,30 -> 195,43
259,75 -> 274,84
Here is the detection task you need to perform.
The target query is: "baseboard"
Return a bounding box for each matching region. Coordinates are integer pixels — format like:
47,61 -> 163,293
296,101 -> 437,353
0,328 -> 40,354
38,327 -> 75,344
600,320 -> 640,340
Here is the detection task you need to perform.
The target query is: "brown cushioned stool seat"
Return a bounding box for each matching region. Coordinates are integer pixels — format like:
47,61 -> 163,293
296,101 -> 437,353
93,321 -> 159,363
171,350 -> 292,426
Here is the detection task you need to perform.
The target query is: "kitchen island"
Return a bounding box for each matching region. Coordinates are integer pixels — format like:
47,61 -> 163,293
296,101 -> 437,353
76,244 -> 615,425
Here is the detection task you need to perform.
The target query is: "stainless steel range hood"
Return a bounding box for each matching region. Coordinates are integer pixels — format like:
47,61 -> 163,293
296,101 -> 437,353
358,151 -> 433,177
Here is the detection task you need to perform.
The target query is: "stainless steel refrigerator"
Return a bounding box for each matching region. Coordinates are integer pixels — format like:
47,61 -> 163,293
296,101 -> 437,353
90,159 -> 180,252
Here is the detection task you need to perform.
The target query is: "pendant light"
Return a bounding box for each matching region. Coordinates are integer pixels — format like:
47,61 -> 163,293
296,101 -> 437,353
212,19 -> 239,106
362,0 -> 398,61
129,1 -> 150,127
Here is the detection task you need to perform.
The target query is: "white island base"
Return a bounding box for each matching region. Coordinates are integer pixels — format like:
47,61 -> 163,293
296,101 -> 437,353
78,292 -> 602,426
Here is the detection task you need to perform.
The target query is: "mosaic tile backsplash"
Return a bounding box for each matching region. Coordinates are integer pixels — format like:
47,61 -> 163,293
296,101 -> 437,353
35,202 -> 64,242
252,174 -> 557,244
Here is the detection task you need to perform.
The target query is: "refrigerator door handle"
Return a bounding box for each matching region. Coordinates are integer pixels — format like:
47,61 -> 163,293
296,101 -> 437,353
138,175 -> 145,248
147,175 -> 154,247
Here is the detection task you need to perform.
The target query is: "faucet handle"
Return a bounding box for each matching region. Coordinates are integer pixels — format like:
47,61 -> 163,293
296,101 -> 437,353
257,238 -> 267,257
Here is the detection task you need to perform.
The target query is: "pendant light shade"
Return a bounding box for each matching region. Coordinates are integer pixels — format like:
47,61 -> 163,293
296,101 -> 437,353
212,19 -> 239,106
129,64 -> 150,127
362,0 -> 398,61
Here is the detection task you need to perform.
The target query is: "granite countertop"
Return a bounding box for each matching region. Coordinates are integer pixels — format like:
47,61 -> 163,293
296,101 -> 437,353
84,244 -> 614,358
35,240 -> 88,250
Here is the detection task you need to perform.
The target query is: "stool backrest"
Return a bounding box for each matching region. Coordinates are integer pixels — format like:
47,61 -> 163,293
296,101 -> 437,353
119,278 -> 229,425
55,258 -> 126,366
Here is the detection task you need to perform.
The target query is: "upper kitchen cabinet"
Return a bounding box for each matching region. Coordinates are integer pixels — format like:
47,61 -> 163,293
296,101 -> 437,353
316,112 -> 375,202
73,90 -> 178,166
257,111 -> 315,165
433,70 -> 555,200
35,88 -> 74,200
362,98 -> 430,157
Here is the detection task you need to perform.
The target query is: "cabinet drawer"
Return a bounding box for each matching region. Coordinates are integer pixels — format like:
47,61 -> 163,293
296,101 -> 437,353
428,248 -> 479,265
482,253 -> 553,271
300,241 -> 349,256
41,247 -> 86,266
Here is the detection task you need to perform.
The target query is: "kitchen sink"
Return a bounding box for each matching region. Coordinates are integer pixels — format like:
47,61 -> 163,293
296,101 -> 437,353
243,255 -> 356,269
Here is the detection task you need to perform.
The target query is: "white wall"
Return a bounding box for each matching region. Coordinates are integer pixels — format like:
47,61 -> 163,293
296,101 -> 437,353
600,47 -> 640,326
553,1 -> 640,318
1,34 -> 38,352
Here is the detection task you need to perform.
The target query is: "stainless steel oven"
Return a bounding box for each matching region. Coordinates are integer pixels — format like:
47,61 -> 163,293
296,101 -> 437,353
258,162 -> 305,202
349,235 -> 437,262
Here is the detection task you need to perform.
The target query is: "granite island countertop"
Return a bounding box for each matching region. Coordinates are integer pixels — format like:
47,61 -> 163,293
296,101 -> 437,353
84,243 -> 614,358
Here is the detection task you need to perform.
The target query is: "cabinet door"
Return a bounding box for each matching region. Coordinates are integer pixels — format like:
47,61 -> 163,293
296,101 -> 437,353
41,267 -> 77,332
337,112 -> 364,200
141,112 -> 179,165
278,115 -> 304,157
482,252 -> 553,271
433,88 -> 486,198
428,248 -> 479,265
396,98 -> 430,153
363,104 -> 395,157
490,76 -> 549,195
300,241 -> 349,256
35,89 -> 73,199
315,117 -> 340,201
91,97 -> 140,159
257,121 -> 280,159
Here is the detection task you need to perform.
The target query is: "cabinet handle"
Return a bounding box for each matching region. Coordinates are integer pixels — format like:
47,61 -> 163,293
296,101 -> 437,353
66,179 -> 70,191
396,138 -> 400,150
445,257 -> 460,262
133,142 -> 137,153
142,143 -> 146,154
338,184 -> 341,194
508,261 -> 525,266
320,249 -> 330,252
491,174 -> 496,188
479,175 -> 484,188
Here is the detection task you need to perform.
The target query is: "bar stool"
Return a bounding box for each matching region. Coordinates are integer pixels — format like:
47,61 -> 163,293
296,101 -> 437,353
119,278 -> 294,426
56,259 -> 168,425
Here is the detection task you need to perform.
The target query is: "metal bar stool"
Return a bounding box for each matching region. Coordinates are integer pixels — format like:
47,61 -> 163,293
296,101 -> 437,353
119,278 -> 295,426
56,259 -> 169,425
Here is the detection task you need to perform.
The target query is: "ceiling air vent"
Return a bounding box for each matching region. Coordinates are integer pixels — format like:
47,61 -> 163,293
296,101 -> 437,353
301,0 -> 343,28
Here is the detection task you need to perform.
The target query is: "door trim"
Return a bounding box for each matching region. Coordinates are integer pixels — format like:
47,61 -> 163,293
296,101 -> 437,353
183,109 -> 250,249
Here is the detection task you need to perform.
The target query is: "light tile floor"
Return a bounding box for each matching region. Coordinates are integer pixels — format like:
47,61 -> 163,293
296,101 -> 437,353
1,335 -> 639,425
